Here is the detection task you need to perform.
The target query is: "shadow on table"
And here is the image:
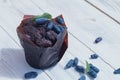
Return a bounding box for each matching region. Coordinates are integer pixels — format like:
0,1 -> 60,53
0,48 -> 43,79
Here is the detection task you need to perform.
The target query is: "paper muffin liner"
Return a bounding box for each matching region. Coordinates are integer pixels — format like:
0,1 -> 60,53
17,15 -> 68,69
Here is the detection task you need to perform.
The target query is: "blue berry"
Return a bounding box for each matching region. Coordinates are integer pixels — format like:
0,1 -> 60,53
94,37 -> 102,43
53,25 -> 62,34
47,21 -> 54,30
73,57 -> 79,67
90,54 -> 99,59
58,25 -> 64,31
35,18 -> 48,25
114,68 -> 120,74
56,17 -> 64,24
89,64 -> 100,73
65,59 -> 74,69
24,71 -> 38,79
79,75 -> 86,80
87,69 -> 97,78
75,65 -> 85,73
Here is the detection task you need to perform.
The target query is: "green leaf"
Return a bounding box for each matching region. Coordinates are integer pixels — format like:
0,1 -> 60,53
85,61 -> 90,73
33,12 -> 52,20
42,13 -> 52,19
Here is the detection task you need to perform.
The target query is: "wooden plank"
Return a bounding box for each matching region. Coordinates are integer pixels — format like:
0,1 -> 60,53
0,0 -> 118,80
0,28 -> 51,80
85,0 -> 120,24
31,0 -> 120,69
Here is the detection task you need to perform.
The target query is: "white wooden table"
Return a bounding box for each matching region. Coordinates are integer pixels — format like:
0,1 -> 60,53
0,0 -> 120,80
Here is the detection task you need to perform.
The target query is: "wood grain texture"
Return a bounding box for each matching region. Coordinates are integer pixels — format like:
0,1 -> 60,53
0,0 -> 120,80
86,0 -> 120,24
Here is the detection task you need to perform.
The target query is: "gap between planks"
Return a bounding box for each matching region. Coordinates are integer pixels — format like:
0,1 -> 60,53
84,0 -> 120,25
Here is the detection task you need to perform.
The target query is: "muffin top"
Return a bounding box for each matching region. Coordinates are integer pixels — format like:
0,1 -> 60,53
22,13 -> 65,48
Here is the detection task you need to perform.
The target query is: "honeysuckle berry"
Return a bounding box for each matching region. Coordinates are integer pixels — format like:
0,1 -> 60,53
79,75 -> 86,80
87,69 -> 97,78
56,17 -> 64,24
47,21 -> 54,30
114,68 -> 120,74
94,37 -> 102,43
24,71 -> 38,79
75,65 -> 85,73
73,57 -> 79,67
35,18 -> 48,25
65,59 -> 74,69
89,64 -> 100,73
90,54 -> 99,59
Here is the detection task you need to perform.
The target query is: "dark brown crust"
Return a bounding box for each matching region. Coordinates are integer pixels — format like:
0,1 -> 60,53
17,15 -> 68,69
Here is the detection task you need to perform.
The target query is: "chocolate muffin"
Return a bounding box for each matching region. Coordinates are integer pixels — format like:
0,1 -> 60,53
17,13 -> 68,69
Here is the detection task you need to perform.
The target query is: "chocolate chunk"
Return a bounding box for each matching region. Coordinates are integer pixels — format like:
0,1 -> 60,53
35,38 -> 52,47
23,26 -> 43,43
37,27 -> 46,37
25,34 -> 31,39
46,30 -> 57,43
23,26 -> 36,35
